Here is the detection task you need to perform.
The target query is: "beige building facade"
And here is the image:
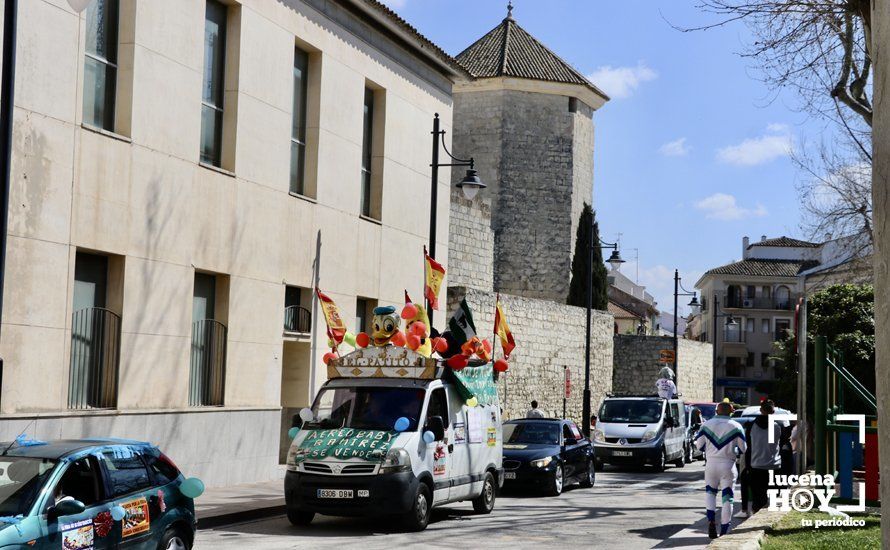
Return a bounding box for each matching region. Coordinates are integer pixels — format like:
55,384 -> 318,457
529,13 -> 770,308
0,0 -> 462,487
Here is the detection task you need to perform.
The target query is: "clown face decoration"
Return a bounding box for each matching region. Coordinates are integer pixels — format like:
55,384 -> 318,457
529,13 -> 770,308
371,305 -> 401,347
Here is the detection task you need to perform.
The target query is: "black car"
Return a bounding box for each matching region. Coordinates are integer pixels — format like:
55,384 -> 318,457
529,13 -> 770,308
501,418 -> 595,496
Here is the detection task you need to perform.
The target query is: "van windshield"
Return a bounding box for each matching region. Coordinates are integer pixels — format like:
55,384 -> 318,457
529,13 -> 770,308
599,400 -> 663,423
311,386 -> 426,431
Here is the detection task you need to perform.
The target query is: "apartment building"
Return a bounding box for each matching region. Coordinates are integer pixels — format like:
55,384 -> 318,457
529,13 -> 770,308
0,0 -> 464,486
694,236 -> 818,405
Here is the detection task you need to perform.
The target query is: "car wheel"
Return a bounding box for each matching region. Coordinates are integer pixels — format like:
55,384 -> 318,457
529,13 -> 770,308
594,458 -> 605,472
472,471 -> 496,514
157,527 -> 191,550
286,508 -> 315,527
653,446 -> 667,472
546,464 -> 564,496
403,483 -> 432,531
580,459 -> 595,488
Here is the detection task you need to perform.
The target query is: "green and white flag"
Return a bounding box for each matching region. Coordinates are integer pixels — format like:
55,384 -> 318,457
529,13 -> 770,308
448,298 -> 477,344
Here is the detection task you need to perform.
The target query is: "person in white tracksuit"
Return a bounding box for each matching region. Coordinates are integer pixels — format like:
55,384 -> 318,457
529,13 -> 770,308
694,402 -> 747,539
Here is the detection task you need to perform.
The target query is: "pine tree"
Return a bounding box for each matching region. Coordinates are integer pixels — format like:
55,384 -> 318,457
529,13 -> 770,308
567,203 -> 609,310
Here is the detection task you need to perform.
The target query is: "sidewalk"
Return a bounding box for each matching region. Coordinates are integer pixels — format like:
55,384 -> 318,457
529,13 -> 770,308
196,471 -> 286,529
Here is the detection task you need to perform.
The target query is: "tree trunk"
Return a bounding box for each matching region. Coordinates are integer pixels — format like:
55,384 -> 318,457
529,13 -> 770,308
871,0 -> 890,545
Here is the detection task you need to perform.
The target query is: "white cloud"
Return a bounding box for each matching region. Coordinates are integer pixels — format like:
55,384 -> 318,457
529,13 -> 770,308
587,62 -> 657,99
659,137 -> 690,157
694,193 -> 768,221
716,125 -> 793,166
635,264 -> 705,317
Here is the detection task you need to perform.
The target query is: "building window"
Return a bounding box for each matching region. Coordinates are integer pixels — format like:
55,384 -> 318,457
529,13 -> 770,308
746,352 -> 755,367
746,318 -> 754,333
725,357 -> 743,378
761,319 -> 770,334
290,47 -> 309,195
775,319 -> 791,341
761,353 -> 772,368
200,0 -> 227,167
83,0 -> 119,131
360,88 -> 374,217
190,272 -> 227,406
284,285 -> 311,334
69,252 -> 121,410
355,298 -> 376,334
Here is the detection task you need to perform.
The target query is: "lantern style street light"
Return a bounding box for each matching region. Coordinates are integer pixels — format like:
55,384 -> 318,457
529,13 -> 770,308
672,270 -> 699,387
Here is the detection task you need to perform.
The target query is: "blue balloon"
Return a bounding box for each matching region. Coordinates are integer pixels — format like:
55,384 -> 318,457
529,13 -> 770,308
394,417 -> 410,432
110,505 -> 126,521
288,427 -> 300,439
422,431 -> 435,444
179,477 -> 205,499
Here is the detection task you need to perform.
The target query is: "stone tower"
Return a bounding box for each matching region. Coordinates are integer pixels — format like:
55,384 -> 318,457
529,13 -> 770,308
448,6 -> 608,302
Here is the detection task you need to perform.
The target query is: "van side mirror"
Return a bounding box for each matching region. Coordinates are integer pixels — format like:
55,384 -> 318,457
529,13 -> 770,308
665,416 -> 675,428
425,416 -> 446,441
49,499 -> 86,519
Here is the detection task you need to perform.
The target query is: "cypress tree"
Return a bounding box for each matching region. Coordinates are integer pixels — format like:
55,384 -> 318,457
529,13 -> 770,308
567,203 -> 609,310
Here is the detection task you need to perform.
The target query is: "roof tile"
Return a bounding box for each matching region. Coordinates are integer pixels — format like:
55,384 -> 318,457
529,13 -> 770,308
705,259 -> 820,278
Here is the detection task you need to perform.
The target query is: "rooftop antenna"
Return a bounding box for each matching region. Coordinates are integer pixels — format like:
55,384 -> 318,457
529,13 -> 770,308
1,418 -> 35,456
632,248 -> 639,283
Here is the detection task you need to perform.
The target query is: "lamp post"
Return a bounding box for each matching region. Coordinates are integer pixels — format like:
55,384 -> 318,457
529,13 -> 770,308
583,232 -> 623,438
672,269 -> 700,388
711,292 -> 738,402
427,114 -> 484,327
0,0 -> 92,402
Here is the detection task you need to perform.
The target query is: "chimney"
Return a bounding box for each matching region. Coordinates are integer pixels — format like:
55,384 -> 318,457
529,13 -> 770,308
761,235 -> 767,242
743,236 -> 749,258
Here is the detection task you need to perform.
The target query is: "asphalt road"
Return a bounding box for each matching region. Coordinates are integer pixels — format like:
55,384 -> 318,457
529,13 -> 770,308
196,461 -> 727,549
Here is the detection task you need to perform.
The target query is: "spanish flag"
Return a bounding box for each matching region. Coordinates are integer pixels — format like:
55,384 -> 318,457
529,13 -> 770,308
424,247 -> 446,310
494,298 -> 516,359
315,287 -> 346,345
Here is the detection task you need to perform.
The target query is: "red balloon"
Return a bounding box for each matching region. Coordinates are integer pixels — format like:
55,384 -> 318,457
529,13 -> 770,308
323,352 -> 339,365
391,330 -> 406,347
355,332 -> 370,348
447,354 -> 468,370
482,339 -> 493,353
407,335 -> 421,350
410,322 -> 427,337
434,338 -> 449,353
401,304 -> 418,319
493,359 -> 509,372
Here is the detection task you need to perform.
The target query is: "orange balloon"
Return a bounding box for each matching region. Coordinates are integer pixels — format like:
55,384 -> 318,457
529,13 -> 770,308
434,338 -> 449,353
323,352 -> 339,365
410,322 -> 427,337
401,304 -> 418,319
494,359 -> 509,372
355,332 -> 370,348
391,330 -> 407,347
447,354 -> 468,370
482,339 -> 493,353
407,335 -> 421,350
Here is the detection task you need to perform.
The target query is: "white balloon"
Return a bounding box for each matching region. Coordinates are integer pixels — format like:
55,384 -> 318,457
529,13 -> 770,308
299,408 -> 314,423
67,0 -> 94,13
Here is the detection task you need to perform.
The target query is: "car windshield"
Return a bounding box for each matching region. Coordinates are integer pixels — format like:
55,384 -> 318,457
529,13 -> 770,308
503,423 -> 560,445
696,404 -> 717,421
599,400 -> 663,423
310,386 -> 426,431
0,457 -> 57,517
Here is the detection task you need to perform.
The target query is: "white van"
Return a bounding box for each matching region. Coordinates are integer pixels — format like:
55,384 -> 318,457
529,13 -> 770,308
593,395 -> 687,471
285,347 -> 503,531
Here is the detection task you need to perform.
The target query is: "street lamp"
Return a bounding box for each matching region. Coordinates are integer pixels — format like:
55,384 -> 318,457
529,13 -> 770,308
711,292 -> 738,401
428,113 -> 485,325
583,234 -> 622,438
672,270 -> 699,387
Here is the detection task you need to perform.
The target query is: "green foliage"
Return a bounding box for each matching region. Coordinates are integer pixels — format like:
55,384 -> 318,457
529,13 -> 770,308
771,284 -> 875,416
761,512 -> 880,550
567,203 -> 609,310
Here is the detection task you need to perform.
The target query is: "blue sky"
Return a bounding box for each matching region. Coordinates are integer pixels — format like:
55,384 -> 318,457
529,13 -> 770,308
384,0 -> 829,315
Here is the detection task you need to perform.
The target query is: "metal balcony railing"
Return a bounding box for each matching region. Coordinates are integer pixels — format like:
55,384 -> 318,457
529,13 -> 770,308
190,319 -> 227,406
284,305 -> 312,334
724,296 -> 795,310
69,307 -> 121,410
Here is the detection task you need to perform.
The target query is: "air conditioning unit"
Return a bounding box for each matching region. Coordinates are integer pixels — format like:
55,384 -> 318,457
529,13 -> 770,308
742,299 -> 753,308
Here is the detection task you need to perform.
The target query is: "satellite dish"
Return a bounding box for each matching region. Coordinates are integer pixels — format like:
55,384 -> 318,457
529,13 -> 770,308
67,0 -> 93,14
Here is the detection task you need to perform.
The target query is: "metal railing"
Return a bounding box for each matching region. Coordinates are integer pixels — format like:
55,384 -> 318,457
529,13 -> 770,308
189,319 -> 227,406
284,305 -> 311,334
724,296 -> 795,310
69,307 -> 121,410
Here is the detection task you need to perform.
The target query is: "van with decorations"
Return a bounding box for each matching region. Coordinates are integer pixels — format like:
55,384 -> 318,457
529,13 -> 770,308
284,298 -> 511,531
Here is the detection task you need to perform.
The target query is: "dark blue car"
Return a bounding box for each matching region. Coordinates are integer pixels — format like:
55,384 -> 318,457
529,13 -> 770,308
0,438 -> 202,550
501,419 -> 595,496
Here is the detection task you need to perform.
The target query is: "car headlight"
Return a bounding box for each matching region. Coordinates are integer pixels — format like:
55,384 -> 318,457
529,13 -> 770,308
380,448 -> 411,473
593,429 -> 605,443
530,456 -> 553,468
641,429 -> 658,442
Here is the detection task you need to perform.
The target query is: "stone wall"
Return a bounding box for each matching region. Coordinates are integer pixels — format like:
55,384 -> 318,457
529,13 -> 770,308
449,287 -> 613,423
612,335 -> 713,402
447,187 -> 495,292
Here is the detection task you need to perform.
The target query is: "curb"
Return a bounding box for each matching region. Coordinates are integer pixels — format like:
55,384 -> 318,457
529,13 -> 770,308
705,508 -> 786,549
198,504 -> 288,530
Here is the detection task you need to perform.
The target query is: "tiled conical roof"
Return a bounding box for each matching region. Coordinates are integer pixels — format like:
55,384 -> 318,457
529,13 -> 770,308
455,7 -> 607,99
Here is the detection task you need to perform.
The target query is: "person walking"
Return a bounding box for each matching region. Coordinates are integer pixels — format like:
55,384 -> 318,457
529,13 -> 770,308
526,400 -> 545,418
746,399 -> 783,513
694,401 -> 746,539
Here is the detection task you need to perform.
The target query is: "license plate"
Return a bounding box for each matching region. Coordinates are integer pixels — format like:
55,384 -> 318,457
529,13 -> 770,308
504,472 -> 516,480
317,489 -> 353,499
613,451 -> 632,457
